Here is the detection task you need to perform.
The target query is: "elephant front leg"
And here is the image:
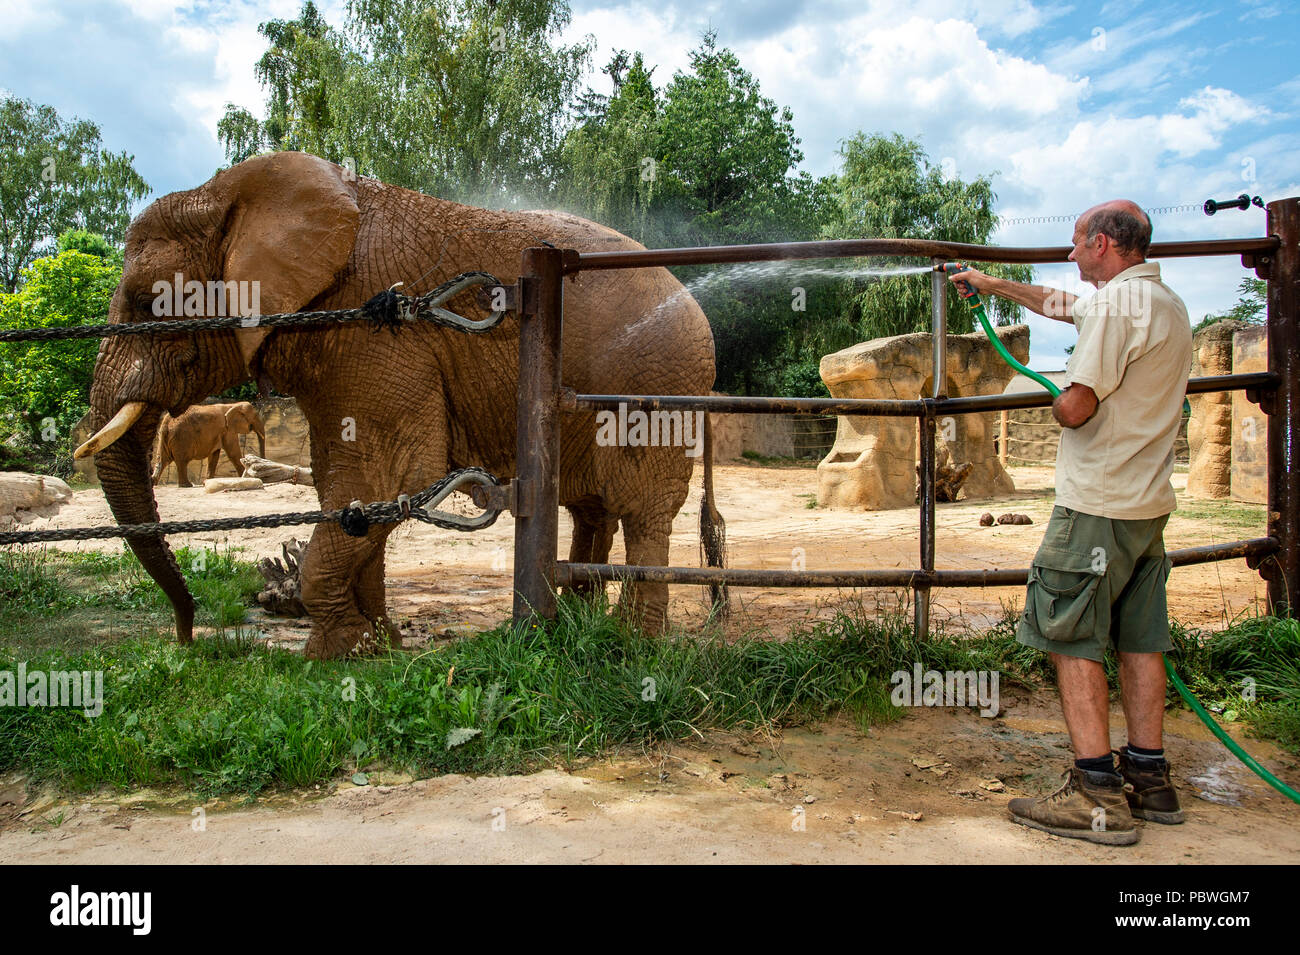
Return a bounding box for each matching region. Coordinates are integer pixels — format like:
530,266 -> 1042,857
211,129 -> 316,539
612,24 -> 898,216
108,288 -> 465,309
301,522 -> 389,659
564,503 -> 618,600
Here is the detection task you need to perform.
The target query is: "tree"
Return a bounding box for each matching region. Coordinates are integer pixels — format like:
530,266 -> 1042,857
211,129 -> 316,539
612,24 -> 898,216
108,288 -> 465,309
218,0 -> 593,206
559,51 -> 663,240
0,242 -> 120,462
0,96 -> 149,292
649,32 -> 836,394
1193,277 -> 1265,334
819,132 -> 1032,350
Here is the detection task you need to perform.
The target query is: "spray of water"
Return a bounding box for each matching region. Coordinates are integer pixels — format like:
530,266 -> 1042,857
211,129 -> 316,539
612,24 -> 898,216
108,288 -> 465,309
652,260 -> 932,314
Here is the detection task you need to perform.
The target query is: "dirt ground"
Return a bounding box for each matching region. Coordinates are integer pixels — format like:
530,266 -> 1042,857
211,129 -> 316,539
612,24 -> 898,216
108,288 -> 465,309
3,463 -> 1295,864
3,689 -> 1297,864
23,463 -> 1271,644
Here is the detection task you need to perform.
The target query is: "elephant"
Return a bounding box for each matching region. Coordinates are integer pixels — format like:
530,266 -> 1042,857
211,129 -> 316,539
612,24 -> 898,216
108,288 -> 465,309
152,401 -> 267,487
76,151 -> 721,659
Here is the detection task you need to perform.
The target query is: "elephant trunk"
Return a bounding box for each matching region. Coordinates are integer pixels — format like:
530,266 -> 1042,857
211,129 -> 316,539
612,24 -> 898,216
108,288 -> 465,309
91,402 -> 196,644
255,423 -> 266,459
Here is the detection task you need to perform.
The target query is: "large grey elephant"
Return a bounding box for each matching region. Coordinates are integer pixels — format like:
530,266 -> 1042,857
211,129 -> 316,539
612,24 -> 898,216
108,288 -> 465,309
77,152 -> 721,658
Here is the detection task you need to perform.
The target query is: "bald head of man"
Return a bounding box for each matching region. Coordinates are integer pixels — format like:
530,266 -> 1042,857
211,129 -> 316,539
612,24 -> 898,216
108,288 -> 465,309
1069,199 -> 1152,286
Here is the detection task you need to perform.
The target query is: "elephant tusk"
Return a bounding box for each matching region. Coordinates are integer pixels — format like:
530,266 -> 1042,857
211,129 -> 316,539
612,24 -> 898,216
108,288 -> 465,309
74,401 -> 148,458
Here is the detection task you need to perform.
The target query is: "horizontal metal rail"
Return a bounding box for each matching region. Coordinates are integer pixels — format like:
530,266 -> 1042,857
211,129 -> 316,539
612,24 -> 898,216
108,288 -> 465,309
556,538 -> 1278,590
568,372 -> 1277,418
569,236 -> 1279,272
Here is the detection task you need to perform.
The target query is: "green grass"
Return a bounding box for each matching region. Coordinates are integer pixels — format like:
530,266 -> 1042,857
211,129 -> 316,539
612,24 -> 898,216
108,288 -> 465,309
1,546 -> 1298,798
0,544 -> 260,655
739,450 -> 820,468
0,593 -> 1059,797
1172,500 -> 1266,530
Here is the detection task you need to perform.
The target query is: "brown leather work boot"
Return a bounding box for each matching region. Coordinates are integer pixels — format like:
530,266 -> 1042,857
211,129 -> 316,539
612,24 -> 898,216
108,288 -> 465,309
1116,747 -> 1185,824
1008,766 -> 1139,845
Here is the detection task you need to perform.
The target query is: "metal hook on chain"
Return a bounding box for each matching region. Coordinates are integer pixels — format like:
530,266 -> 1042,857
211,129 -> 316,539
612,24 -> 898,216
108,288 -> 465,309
416,271 -> 510,333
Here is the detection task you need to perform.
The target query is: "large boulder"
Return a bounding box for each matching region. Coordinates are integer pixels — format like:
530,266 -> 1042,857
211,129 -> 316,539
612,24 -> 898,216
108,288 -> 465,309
0,471 -> 74,528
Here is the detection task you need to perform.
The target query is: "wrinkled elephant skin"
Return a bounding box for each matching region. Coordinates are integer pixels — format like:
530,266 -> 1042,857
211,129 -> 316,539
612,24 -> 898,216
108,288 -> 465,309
84,152 -> 718,658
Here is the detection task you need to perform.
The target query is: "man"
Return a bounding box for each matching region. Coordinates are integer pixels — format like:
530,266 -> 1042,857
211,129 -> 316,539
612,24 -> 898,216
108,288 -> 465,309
950,200 -> 1192,846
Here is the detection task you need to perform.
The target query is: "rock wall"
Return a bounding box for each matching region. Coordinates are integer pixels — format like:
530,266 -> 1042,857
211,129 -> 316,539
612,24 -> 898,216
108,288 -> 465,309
1230,325 -> 1267,505
1186,321 -> 1242,499
816,325 -> 1029,510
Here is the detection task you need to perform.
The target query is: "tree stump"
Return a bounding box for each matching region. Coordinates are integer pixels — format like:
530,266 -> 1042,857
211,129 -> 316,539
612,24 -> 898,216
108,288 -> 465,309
256,539 -> 309,617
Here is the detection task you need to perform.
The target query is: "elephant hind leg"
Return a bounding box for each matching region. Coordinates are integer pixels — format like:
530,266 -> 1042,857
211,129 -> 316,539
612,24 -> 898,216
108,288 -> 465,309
616,513 -> 673,636
564,500 -> 618,601
207,449 -> 221,480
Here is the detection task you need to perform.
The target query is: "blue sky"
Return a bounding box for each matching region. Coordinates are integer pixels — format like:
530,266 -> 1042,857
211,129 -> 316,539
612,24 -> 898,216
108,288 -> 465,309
2,0 -> 1294,367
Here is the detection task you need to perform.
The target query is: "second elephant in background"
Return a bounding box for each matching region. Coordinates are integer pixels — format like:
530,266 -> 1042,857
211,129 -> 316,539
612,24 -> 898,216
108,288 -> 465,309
152,402 -> 267,487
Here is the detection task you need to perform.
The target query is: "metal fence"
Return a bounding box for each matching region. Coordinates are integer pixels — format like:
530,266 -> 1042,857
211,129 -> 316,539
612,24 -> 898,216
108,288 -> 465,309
507,201 -> 1298,638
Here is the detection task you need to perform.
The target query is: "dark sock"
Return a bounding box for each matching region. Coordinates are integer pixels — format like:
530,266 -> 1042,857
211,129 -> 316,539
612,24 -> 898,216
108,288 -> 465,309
1076,754 -> 1118,776
1124,744 -> 1166,766
1126,743 -> 1163,758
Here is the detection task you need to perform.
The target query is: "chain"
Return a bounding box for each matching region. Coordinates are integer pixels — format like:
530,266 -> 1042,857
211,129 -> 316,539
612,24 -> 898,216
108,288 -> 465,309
0,271 -> 509,344
0,467 -> 502,545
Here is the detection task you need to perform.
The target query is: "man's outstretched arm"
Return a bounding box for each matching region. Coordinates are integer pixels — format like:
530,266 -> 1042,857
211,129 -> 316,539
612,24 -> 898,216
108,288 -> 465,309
949,268 -> 1078,323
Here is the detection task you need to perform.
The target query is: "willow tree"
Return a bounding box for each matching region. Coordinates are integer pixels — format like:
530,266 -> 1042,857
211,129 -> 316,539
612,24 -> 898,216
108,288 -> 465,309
819,132 -> 1032,352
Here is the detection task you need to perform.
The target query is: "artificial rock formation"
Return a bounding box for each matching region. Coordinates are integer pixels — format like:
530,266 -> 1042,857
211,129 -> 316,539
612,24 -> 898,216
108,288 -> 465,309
817,325 -> 1030,510
1186,321 -> 1244,499
1230,325 -> 1267,504
0,471 -> 73,529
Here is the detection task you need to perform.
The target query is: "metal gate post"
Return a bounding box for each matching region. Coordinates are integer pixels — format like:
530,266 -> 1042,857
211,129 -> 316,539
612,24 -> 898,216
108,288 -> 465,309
916,260 -> 948,637
513,246 -> 565,626
1265,198 -> 1299,614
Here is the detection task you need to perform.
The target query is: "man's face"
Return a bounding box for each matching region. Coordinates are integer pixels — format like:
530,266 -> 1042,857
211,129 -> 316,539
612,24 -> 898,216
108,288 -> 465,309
1068,219 -> 1103,286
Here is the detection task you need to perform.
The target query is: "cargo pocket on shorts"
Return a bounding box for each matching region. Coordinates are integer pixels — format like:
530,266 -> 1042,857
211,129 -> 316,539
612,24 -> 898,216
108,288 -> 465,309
1024,548 -> 1105,644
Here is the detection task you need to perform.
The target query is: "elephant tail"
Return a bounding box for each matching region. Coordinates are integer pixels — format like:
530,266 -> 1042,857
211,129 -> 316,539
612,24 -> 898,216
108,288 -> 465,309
699,412 -> 729,616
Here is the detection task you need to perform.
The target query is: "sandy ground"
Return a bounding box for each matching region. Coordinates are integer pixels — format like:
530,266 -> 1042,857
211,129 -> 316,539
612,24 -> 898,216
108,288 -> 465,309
3,463 -> 1294,864
3,689 -> 1297,864
20,463 -> 1271,644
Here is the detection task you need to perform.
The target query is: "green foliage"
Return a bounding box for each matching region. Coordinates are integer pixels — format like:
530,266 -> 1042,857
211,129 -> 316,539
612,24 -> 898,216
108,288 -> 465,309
0,545 -> 260,645
819,132 -> 1033,346
0,95 -> 148,292
1192,277 -> 1266,334
0,246 -> 121,465
559,50 -> 663,239
218,0 -> 593,206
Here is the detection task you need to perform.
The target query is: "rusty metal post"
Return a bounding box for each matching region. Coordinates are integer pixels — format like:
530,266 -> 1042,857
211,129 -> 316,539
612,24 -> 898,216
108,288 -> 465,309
513,246 -> 565,625
1265,198 -> 1299,615
916,261 -> 948,637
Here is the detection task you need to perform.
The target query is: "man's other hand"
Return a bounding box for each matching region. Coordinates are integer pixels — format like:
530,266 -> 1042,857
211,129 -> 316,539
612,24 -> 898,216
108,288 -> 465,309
1053,383 -> 1099,428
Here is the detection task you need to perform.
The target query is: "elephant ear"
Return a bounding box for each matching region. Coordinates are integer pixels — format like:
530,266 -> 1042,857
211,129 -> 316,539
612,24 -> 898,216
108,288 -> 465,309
217,153 -> 361,368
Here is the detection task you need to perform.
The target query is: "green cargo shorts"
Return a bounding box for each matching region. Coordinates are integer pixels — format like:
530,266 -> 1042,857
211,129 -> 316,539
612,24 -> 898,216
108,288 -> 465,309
1015,505 -> 1173,662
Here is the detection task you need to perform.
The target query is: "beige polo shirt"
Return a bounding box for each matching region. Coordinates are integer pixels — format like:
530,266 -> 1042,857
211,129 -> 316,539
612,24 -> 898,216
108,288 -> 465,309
1056,261 -> 1193,520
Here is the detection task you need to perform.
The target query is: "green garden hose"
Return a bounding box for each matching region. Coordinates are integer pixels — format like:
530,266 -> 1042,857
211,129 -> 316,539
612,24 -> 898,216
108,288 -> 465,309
939,261 -> 1300,805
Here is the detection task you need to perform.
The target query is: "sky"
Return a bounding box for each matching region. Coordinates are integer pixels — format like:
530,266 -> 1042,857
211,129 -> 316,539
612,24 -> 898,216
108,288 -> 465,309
1,0 -> 1294,367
